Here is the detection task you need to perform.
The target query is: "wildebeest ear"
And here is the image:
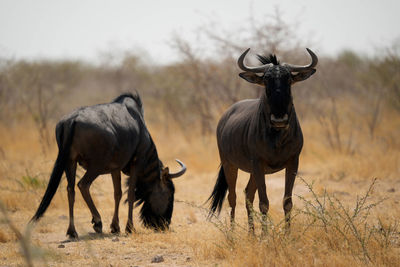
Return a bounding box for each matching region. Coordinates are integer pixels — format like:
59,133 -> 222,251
239,72 -> 264,86
291,69 -> 316,84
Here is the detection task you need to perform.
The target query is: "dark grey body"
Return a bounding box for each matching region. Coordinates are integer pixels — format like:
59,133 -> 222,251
67,96 -> 143,175
31,93 -> 184,238
217,98 -> 303,174
208,48 -> 317,232
216,96 -> 303,231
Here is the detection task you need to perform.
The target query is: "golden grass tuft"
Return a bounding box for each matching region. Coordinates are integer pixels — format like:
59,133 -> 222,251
0,229 -> 9,243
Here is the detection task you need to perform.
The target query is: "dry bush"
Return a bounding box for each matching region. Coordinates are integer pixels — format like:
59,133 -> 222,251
203,178 -> 400,266
300,103 -> 400,182
0,200 -> 35,267
165,7 -> 314,134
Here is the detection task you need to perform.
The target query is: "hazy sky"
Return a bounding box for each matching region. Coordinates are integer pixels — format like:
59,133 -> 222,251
0,0 -> 399,63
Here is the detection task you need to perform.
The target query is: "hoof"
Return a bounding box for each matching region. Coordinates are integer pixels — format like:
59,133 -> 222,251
92,218 -> 103,233
66,228 -> 79,239
110,223 -> 120,234
125,223 -> 135,234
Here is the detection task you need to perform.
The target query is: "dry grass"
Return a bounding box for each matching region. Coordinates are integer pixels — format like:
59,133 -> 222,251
0,228 -> 9,243
0,111 -> 399,266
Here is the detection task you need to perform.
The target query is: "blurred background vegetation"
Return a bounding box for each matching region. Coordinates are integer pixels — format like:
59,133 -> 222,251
0,11 -> 399,164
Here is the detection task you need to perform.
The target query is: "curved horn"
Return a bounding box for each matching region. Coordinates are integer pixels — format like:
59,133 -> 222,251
237,48 -> 271,73
284,48 -> 318,72
168,159 -> 186,179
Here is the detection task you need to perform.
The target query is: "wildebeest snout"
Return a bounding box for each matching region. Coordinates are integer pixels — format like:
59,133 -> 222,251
270,114 -> 289,128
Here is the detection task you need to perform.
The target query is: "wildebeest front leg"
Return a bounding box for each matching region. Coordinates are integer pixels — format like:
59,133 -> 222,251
252,160 -> 269,233
65,161 -> 78,239
125,172 -> 137,234
245,175 -> 257,234
77,171 -> 102,233
110,171 -> 122,234
283,156 -> 299,229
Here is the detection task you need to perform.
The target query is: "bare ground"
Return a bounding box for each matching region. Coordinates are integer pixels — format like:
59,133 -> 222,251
1,163 -> 399,266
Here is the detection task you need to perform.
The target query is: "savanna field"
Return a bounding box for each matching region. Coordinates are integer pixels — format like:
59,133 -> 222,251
1,19 -> 400,266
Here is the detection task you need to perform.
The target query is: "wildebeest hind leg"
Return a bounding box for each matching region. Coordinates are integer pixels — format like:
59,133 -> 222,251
245,175 -> 257,234
110,171 -> 122,234
65,160 -> 78,238
224,163 -> 238,228
77,170 -> 102,233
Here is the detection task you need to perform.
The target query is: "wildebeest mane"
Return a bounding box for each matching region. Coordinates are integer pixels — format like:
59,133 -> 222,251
257,54 -> 279,65
113,92 -> 143,110
124,136 -> 174,230
131,171 -> 175,230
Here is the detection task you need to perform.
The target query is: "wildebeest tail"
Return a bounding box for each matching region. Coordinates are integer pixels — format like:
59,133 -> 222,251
30,121 -> 76,222
207,165 -> 228,218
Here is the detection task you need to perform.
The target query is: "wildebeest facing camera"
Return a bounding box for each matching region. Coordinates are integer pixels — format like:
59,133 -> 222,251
208,48 -> 317,233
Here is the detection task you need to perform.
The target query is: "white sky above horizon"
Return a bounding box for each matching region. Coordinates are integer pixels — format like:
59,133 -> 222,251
0,0 -> 399,64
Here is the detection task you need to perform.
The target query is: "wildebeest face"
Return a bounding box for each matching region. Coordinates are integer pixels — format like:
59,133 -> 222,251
143,175 -> 175,230
263,66 -> 293,128
139,160 -> 186,230
237,48 -> 317,129
239,66 -> 296,129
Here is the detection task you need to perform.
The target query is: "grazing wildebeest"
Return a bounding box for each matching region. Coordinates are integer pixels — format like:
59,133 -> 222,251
208,48 -> 317,232
30,92 -> 186,238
